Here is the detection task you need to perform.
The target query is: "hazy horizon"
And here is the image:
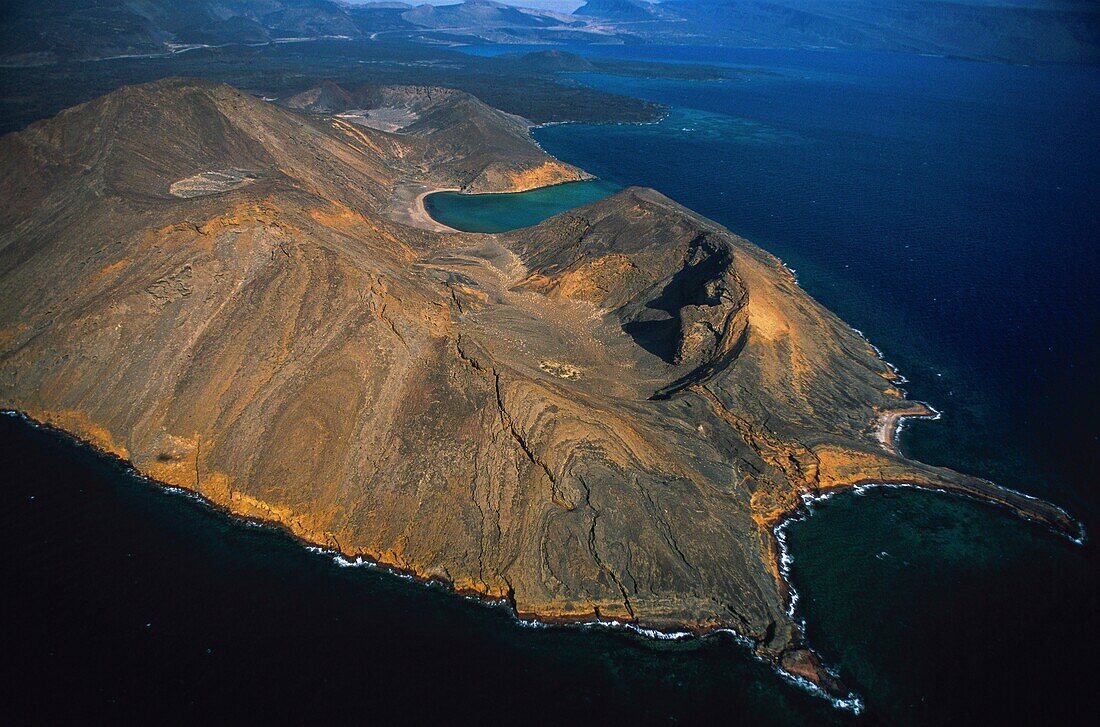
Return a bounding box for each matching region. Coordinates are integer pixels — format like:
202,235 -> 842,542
345,0 -> 587,12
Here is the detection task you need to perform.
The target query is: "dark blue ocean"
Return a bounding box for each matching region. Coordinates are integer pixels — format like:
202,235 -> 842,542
4,46 -> 1097,724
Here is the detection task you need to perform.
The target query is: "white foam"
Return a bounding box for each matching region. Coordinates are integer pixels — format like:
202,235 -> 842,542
625,624 -> 693,640
333,554 -> 370,568
889,404 -> 942,449
847,477 -> 1084,543
781,671 -> 865,714
710,628 -> 755,648
558,618 -> 715,644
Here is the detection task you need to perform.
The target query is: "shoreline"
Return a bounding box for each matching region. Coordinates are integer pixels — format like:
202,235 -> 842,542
11,400 -> 1085,712
768,474 -> 1086,640
1,408 -> 862,711
398,178 -> 612,234
875,402 -> 940,454
413,187 -> 461,233
386,181 -> 461,233
766,471 -> 1087,716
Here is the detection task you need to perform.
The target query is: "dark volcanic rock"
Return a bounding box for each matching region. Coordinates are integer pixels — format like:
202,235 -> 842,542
0,78 -> 1079,698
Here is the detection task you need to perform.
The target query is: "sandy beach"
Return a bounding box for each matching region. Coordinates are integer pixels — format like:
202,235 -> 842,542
386,181 -> 461,233
876,403 -> 936,454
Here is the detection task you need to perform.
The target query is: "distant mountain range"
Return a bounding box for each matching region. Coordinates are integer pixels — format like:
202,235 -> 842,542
575,0 -> 1100,64
0,0 -> 364,63
1,0 -> 1096,65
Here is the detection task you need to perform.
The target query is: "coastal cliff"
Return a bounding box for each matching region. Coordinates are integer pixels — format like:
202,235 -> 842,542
0,78 -> 1078,699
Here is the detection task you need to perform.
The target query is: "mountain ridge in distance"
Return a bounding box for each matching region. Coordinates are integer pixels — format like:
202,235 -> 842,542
1,0 -> 1097,65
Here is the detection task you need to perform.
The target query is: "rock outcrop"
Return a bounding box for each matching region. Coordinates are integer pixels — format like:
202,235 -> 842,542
0,78 -> 1078,699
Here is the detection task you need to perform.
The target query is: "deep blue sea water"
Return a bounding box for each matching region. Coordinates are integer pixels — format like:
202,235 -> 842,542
4,46 -> 1097,724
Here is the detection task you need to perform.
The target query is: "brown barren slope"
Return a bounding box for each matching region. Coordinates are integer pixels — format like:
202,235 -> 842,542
282,81 -> 591,193
0,78 -> 1080,701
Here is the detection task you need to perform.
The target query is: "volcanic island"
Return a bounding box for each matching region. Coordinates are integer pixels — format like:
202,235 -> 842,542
0,78 -> 1080,701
